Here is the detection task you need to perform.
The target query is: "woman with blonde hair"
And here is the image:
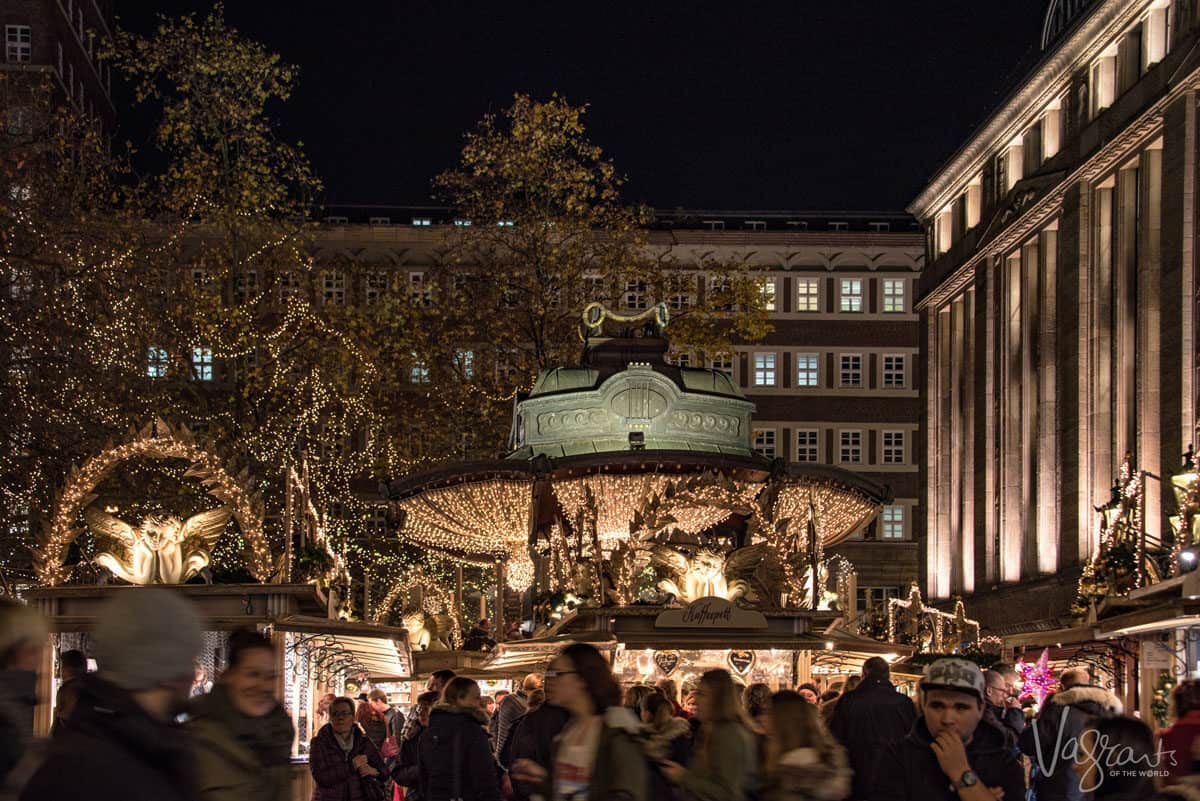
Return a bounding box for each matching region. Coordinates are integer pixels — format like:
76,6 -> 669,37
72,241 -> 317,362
661,669 -> 756,801
761,691 -> 850,801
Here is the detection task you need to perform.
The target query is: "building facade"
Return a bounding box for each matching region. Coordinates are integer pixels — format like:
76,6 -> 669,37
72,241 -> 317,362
315,206 -> 925,604
1,0 -> 117,132
909,0 -> 1200,627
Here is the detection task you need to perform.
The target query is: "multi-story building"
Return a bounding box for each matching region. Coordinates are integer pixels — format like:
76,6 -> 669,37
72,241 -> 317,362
1,0 -> 117,132
909,0 -> 1200,629
316,205 -> 926,605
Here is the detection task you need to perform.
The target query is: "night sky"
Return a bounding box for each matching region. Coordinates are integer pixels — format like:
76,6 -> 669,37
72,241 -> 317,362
117,1 -> 1048,212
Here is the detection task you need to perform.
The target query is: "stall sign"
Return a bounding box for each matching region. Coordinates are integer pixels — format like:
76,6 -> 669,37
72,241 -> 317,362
655,596 -> 768,629
728,649 -> 755,674
654,650 -> 681,675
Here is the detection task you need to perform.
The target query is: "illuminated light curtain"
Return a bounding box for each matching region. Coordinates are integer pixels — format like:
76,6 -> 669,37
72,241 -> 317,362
551,474 -> 758,541
768,482 -> 878,549
396,478 -> 532,558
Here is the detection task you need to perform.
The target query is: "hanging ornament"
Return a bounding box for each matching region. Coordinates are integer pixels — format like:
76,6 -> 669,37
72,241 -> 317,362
653,650 -> 680,675
728,649 -> 755,675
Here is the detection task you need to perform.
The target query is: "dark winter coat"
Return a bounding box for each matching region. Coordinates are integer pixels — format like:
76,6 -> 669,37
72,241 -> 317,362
866,715 -> 1024,801
417,705 -> 501,801
20,674 -> 196,801
390,720 -> 424,801
636,716 -> 692,801
502,703 -> 570,801
309,722 -> 388,801
986,704 -> 1025,740
1019,684 -> 1123,801
827,678 -> 917,800
0,671 -> 38,801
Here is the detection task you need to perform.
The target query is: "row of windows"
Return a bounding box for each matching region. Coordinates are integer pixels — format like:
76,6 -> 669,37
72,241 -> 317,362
749,352 -> 909,389
752,427 -> 910,466
147,345 -> 515,386
661,276 -> 908,315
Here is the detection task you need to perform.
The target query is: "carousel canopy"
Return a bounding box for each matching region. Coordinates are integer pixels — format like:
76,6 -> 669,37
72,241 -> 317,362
388,304 -> 892,595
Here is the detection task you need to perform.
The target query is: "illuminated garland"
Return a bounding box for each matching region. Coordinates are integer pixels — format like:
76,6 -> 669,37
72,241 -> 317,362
395,478 -> 533,559
371,565 -> 463,648
37,418 -> 272,586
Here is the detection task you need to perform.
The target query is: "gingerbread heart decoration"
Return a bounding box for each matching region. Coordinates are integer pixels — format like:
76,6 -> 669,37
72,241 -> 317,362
653,649 -> 680,675
728,649 -> 754,675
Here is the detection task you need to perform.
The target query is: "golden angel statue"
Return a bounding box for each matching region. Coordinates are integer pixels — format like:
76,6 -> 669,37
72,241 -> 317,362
649,546 -> 748,603
84,505 -> 233,585
401,608 -> 455,651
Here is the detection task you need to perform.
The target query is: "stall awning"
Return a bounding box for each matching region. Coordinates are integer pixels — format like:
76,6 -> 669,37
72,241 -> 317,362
482,633 -> 619,675
272,616 -> 412,680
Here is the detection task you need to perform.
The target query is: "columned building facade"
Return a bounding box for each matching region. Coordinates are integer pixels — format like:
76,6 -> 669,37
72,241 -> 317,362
909,0 -> 1200,626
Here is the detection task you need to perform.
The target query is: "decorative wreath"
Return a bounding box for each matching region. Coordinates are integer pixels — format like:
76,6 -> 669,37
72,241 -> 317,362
36,418 -> 273,586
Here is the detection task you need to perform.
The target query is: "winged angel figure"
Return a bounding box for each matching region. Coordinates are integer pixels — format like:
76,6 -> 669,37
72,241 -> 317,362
84,505 -> 233,585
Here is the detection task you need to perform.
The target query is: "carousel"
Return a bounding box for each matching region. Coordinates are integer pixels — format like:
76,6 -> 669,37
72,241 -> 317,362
387,303 -> 912,691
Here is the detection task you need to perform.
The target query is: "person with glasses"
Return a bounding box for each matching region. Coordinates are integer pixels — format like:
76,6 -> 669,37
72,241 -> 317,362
309,696 -> 387,801
511,643 -> 648,801
982,669 -> 1025,745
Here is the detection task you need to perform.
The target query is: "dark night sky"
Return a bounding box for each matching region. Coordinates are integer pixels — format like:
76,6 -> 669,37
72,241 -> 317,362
116,1 -> 1048,212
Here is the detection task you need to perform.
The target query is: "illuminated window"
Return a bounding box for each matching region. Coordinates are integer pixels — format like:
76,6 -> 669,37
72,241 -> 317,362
796,278 -> 821,312
411,217 -> 432,226
795,430 -> 819,462
758,278 -> 777,312
191,347 -> 213,381
839,354 -> 862,387
453,219 -> 472,226
882,431 -> 906,464
753,429 -> 776,458
881,505 -> 906,539
147,347 -> 168,378
753,353 -> 777,387
1091,49 -> 1117,116
409,355 -> 430,384
869,222 -> 891,232
839,279 -> 863,313
323,271 -> 345,305
882,279 -> 906,313
796,353 -> 819,387
455,350 -> 475,381
882,354 -> 906,388
6,26 -> 30,64
839,430 -> 862,464
368,216 -> 391,225
497,220 -> 515,227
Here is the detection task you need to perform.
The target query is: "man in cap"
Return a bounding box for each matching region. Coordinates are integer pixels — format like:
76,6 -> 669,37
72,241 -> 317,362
867,658 -> 1025,801
22,588 -> 204,801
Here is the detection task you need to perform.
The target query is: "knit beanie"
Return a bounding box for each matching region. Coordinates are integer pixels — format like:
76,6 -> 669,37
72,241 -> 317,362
94,588 -> 203,691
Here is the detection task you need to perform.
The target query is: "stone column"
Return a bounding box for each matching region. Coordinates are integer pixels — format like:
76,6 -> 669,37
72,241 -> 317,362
1139,146 -> 1164,546
1038,227 -> 1060,574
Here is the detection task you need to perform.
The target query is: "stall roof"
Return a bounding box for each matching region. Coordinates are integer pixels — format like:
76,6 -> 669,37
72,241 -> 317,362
272,615 -> 412,680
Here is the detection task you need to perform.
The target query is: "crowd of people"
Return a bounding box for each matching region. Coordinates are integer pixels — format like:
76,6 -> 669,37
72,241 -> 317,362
5,592 -> 1200,801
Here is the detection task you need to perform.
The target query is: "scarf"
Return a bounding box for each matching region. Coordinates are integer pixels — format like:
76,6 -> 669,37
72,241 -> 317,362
333,727 -> 356,754
196,683 -> 295,767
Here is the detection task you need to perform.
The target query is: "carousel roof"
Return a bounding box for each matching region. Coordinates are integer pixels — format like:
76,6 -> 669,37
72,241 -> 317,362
388,304 -> 892,565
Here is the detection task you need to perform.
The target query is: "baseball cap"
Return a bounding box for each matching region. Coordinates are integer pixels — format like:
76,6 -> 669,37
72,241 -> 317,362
920,658 -> 986,702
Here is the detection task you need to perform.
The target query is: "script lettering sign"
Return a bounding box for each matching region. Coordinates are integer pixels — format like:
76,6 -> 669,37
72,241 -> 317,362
655,596 -> 768,629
